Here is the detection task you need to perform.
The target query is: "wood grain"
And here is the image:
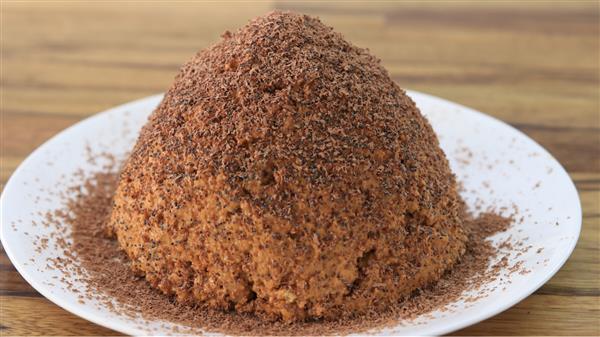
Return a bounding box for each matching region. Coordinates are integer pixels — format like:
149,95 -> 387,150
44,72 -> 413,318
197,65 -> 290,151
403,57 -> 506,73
1,1 -> 598,335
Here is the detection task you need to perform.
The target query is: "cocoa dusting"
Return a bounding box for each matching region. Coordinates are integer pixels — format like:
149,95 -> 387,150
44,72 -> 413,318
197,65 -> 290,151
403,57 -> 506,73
35,10 -> 520,336
56,169 -> 511,335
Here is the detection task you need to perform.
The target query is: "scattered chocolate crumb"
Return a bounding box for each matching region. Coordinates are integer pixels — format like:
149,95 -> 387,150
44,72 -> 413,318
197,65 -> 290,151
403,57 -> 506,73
35,166 -> 514,335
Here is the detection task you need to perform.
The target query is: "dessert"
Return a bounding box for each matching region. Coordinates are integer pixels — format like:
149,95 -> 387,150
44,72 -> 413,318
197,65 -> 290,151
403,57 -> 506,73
107,11 -> 468,321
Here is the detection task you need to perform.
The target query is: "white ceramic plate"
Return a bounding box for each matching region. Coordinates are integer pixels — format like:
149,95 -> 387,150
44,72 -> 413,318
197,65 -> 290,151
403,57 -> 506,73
1,91 -> 581,336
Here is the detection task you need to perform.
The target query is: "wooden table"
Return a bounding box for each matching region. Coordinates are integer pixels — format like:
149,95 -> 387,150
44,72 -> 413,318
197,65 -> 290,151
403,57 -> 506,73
1,1 -> 598,335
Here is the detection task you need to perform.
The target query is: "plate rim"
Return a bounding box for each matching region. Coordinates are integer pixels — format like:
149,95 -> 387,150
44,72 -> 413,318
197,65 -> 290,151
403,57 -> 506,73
0,91 -> 582,336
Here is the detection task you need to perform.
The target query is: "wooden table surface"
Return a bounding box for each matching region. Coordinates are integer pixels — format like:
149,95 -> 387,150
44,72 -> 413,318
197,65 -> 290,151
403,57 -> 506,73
1,1 -> 599,335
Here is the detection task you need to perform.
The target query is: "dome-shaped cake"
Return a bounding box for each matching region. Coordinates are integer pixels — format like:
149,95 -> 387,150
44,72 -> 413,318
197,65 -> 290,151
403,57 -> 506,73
107,11 -> 467,321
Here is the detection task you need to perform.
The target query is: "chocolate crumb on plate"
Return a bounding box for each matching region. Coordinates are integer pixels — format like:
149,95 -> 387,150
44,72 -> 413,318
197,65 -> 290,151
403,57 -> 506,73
35,10 -> 522,336
46,169 -> 511,335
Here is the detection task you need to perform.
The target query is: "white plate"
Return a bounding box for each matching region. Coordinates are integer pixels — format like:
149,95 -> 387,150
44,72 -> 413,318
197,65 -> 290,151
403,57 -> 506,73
0,91 -> 581,336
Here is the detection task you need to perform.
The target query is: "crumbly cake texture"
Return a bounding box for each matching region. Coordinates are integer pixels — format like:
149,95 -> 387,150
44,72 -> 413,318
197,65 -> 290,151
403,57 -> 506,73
107,11 -> 468,321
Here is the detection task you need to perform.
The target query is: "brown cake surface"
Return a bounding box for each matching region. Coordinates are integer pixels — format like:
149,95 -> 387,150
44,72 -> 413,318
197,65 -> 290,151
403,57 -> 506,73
107,11 -> 468,321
